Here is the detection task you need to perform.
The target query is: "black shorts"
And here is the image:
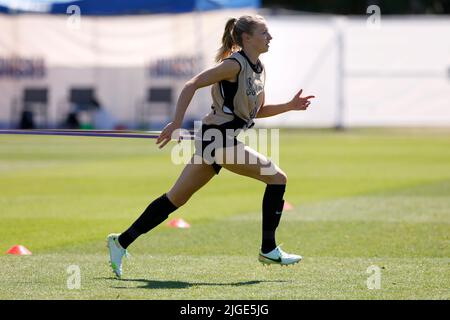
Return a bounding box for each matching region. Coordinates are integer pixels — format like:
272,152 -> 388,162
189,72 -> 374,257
194,124 -> 240,174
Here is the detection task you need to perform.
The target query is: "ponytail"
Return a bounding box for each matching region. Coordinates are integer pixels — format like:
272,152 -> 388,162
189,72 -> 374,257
215,18 -> 237,63
215,15 -> 266,63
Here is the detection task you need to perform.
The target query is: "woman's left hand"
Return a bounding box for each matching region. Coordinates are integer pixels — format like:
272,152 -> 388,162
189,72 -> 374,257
156,121 -> 181,149
289,89 -> 315,111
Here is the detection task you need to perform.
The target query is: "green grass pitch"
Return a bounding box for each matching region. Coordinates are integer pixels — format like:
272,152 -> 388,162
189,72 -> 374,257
0,128 -> 449,299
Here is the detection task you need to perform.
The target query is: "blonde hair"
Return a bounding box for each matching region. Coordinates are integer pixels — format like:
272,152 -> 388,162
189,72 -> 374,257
215,15 -> 265,63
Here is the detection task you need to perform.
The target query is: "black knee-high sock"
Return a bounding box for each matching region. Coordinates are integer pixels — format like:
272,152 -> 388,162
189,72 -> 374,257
118,194 -> 178,249
261,184 -> 286,254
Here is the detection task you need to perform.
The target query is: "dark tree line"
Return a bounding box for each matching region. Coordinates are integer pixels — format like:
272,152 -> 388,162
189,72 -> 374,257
262,0 -> 450,14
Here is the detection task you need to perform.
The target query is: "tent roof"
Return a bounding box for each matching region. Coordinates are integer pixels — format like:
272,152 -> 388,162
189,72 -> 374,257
0,0 -> 260,15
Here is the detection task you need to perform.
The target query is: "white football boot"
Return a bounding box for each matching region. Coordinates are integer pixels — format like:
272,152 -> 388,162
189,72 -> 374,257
107,233 -> 128,278
258,246 -> 302,266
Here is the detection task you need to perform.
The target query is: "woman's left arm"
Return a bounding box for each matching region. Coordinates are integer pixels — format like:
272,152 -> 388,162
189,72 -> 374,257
256,89 -> 315,118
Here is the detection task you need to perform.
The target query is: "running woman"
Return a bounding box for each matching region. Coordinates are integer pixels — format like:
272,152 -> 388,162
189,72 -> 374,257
107,15 -> 315,278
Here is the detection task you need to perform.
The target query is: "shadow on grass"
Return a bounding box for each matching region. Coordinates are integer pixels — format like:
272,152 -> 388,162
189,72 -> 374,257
97,277 -> 288,290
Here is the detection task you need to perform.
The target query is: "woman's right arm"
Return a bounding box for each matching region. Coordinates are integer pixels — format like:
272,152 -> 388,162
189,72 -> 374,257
156,59 -> 240,148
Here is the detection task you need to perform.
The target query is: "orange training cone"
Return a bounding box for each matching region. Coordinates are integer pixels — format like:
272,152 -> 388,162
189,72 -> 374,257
168,218 -> 191,229
283,201 -> 294,211
6,245 -> 32,255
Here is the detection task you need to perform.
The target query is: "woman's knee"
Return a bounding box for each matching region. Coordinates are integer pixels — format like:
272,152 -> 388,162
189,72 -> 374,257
273,171 -> 288,185
262,169 -> 287,185
166,190 -> 190,208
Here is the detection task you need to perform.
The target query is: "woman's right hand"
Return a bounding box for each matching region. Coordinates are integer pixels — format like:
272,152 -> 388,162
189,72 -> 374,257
156,121 -> 181,149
